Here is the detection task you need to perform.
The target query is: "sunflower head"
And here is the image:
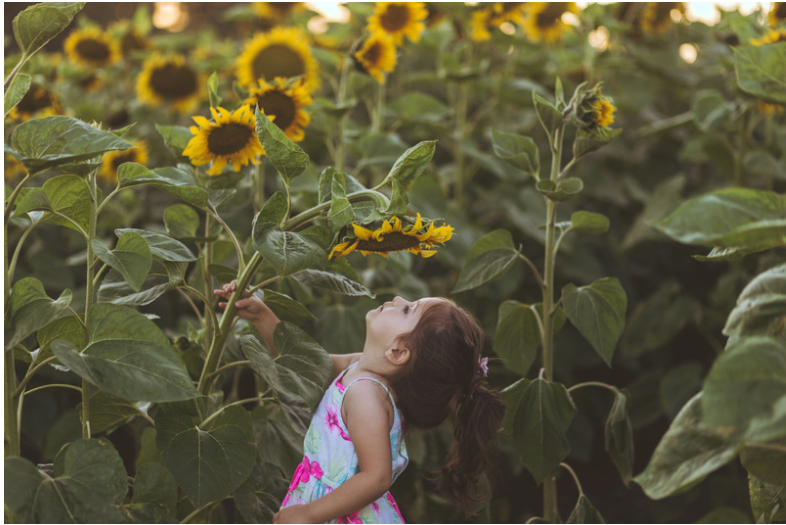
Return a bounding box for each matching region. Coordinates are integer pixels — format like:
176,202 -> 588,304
367,2 -> 428,45
769,2 -> 786,27
64,27 -> 121,68
639,2 -> 684,35
523,2 -> 577,43
352,33 -> 398,83
566,83 -> 616,131
99,141 -> 149,184
750,29 -> 786,45
243,77 -> 312,141
183,105 -> 265,176
7,83 -> 62,122
136,53 -> 203,114
330,213 -> 453,259
236,27 -> 320,92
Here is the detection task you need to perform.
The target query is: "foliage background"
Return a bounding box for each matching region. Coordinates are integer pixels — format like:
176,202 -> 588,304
4,2 -> 785,524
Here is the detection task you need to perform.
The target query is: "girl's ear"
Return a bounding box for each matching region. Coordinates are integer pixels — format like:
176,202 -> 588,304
385,346 -> 410,366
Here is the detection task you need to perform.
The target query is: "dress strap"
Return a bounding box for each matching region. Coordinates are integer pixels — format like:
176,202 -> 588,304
344,377 -> 399,414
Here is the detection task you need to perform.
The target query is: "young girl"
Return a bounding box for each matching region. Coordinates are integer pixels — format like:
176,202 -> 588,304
215,282 -> 506,524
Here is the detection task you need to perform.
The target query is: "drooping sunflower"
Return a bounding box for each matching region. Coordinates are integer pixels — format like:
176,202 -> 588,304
750,29 -> 786,45
523,3 -> 577,44
639,3 -> 685,35
183,105 -> 265,176
352,33 -> 398,83
99,141 -> 149,184
367,2 -> 428,46
243,77 -> 312,141
7,83 -> 62,122
768,2 -> 786,27
330,214 -> 453,259
136,53 -> 203,114
236,27 -> 320,93
63,27 -> 121,68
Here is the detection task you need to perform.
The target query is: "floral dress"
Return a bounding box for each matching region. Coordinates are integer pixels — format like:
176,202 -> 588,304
280,363 -> 409,523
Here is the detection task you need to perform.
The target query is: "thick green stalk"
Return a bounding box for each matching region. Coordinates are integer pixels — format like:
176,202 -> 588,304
253,162 -> 266,212
5,352 -> 19,457
81,171 -> 100,440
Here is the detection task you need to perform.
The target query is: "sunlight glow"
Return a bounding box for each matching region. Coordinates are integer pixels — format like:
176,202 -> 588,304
679,43 -> 699,63
153,2 -> 188,32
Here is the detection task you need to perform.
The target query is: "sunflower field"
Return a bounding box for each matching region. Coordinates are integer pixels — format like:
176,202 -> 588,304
4,2 -> 786,523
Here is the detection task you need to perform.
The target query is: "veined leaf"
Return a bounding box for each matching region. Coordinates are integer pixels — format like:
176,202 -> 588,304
566,494 -> 605,524
118,163 -> 208,207
5,72 -> 31,119
734,42 -> 786,105
13,2 -> 84,57
493,301 -> 541,377
491,129 -> 540,177
381,140 -> 436,187
256,107 -> 309,182
605,390 -> 634,486
453,229 -> 520,293
92,232 -> 152,292
723,263 -> 786,341
5,277 -> 72,350
115,228 -> 197,262
328,171 -> 354,231
294,269 -> 375,298
253,222 -> 326,277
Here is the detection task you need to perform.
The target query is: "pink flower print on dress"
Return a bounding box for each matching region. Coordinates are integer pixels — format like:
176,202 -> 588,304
338,511 -> 362,524
335,379 -> 346,393
289,456 -> 311,492
309,459 -> 323,480
370,501 -> 380,515
386,493 -> 404,522
324,405 -> 352,441
282,493 -> 290,507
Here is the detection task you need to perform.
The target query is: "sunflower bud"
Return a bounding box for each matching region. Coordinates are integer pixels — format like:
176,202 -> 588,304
564,82 -> 616,131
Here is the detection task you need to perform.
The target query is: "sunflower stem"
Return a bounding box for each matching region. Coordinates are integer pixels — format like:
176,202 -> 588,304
253,162 -> 266,212
282,190 -> 389,231
203,213 -> 215,351
374,77 -> 386,134
81,169 -> 101,440
3,53 -> 29,91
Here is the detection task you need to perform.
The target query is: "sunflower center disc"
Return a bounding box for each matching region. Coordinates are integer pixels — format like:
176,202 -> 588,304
380,4 -> 410,32
207,123 -> 254,156
256,91 -> 297,131
536,3 -> 567,28
111,152 -> 136,172
252,44 -> 306,81
149,63 -> 199,99
75,38 -> 110,61
19,86 -> 53,113
360,41 -> 382,65
357,232 -> 420,253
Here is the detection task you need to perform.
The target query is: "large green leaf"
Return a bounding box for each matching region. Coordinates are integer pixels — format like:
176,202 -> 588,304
92,232 -> 152,292
741,438 -> 786,486
381,140 -> 436,187
12,2 -> 84,57
164,203 -> 200,239
234,469 -> 288,524
566,211 -> 610,235
453,229 -> 520,293
31,438 -> 126,523
562,278 -> 627,366
702,337 -> 786,436
253,222 -> 326,277
293,269 -> 375,298
328,171 -> 354,231
653,188 -> 786,249
36,315 -> 85,362
493,301 -> 541,377
14,175 -> 92,234
115,228 -> 197,262
241,322 -> 332,410
4,457 -> 44,523
749,474 -> 786,523
255,107 -> 309,182
257,289 -> 317,324
533,91 -> 564,138
573,127 -> 622,160
491,129 -> 540,177
117,163 -> 208,207
724,263 -> 786,341
566,494 -> 605,524
536,177 -> 583,202
10,116 -> 132,173
131,462 -> 178,513
156,406 -> 256,507
251,405 -> 304,474
80,391 -> 144,434
5,72 -> 31,119
5,277 -> 72,350
605,390 -> 634,486
734,42 -> 786,105
98,261 -> 186,306
502,378 -> 577,483
155,124 -> 192,160
633,393 -> 741,500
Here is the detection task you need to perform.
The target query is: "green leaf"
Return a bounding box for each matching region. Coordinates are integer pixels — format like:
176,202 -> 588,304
234,469 -> 288,524
242,322 -> 332,410
318,167 -> 366,204
5,72 -> 31,119
207,71 -> 221,108
36,315 -> 84,362
568,211 -> 610,235
10,116 -> 132,174
724,263 -> 786,341
536,177 -> 584,202
566,494 -> 605,524
653,188 -> 786,249
533,91 -> 564,137
622,174 -> 687,250
5,277 -> 72,350
633,393 -> 741,500
605,390 -> 634,486
81,391 -> 143,434
381,178 -> 409,216
293,269 -> 375,298
15,175 -> 92,234
328,171 -> 354,231
13,2 -> 84,57
573,127 -> 622,160
502,378 -> 577,483
491,129 -> 540,177
164,203 -> 200,239
92,232 -> 152,292
741,438 -> 786,486
253,222 -> 326,277
156,406 -> 256,507
4,457 -> 44,524
734,42 -> 786,105
52,303 -> 198,402
692,89 -> 734,132
381,140 -> 436,187
257,191 -> 289,226
251,405 -> 304,474
255,107 -> 309,182
258,289 -> 317,324
33,438 -> 127,523
696,507 -> 752,524
98,261 -> 186,306
702,337 -> 786,435
453,229 -> 520,293
155,124 -> 193,160
131,462 -> 178,512
115,228 -> 197,262
118,163 -> 208,207
749,474 -> 786,523
562,278 -> 627,366
493,301 -> 540,377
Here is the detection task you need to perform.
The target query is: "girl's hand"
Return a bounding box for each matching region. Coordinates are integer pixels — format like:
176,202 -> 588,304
273,504 -> 315,524
213,280 -> 273,322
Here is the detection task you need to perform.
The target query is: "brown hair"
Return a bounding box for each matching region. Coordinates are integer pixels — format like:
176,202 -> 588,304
389,299 -> 506,515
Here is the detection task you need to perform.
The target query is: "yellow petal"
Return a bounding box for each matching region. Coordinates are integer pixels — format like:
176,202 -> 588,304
405,213 -> 423,235
352,223 -> 373,241
373,220 -> 393,241
416,222 -> 434,242
420,249 -> 438,258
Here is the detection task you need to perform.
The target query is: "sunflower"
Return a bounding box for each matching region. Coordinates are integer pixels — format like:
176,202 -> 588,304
136,53 -> 203,114
470,3 -> 528,42
352,33 -> 398,83
236,27 -> 320,93
756,101 -> 785,116
330,214 -> 453,259
750,29 -> 786,45
367,2 -> 428,46
183,105 -> 265,176
639,3 -> 685,35
253,2 -> 305,22
523,3 -> 577,44
7,83 -> 62,122
768,2 -> 786,27
243,77 -> 312,141
469,9 -> 494,42
592,99 -> 616,128
63,27 -> 121,68
99,141 -> 149,184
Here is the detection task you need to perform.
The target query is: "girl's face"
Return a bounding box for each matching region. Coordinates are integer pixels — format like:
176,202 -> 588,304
365,296 -> 442,353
